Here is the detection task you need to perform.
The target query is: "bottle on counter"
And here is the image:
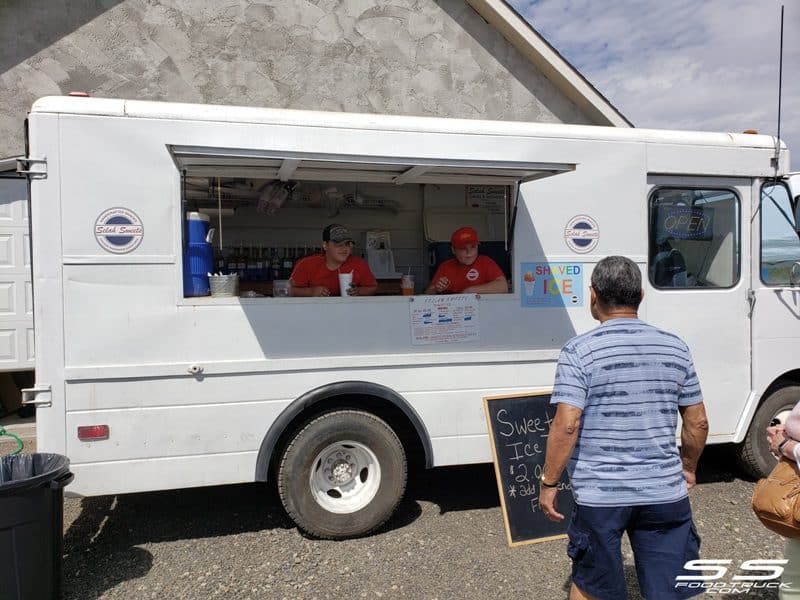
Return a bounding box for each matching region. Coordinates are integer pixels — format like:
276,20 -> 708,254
237,243 -> 247,280
282,246 -> 294,279
256,247 -> 266,281
247,245 -> 258,281
271,248 -> 281,281
226,246 -> 238,276
214,246 -> 226,274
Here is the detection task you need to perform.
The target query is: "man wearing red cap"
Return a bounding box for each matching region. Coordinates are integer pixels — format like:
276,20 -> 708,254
424,226 -> 508,294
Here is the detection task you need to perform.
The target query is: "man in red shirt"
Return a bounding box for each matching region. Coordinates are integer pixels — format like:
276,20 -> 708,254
289,224 -> 377,297
424,226 -> 508,294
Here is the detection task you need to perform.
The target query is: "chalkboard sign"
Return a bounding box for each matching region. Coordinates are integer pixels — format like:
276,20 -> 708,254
484,392 -> 574,547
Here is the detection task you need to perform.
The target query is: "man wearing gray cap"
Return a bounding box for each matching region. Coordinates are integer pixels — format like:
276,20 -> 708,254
289,224 -> 377,297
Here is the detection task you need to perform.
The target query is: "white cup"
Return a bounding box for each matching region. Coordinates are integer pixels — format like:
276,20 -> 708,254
338,272 -> 353,296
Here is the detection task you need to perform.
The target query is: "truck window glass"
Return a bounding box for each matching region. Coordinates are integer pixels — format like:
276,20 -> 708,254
760,182 -> 800,285
648,188 -> 740,289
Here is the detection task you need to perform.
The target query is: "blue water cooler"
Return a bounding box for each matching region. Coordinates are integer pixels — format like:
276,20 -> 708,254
183,212 -> 213,296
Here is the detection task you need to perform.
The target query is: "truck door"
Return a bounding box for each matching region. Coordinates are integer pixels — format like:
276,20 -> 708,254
744,179 -> 800,475
644,177 -> 750,444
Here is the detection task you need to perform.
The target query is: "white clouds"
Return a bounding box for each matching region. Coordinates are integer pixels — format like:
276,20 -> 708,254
510,0 -> 799,168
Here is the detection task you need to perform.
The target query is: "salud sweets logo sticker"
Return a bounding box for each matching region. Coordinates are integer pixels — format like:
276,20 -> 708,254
94,207 -> 144,254
564,215 -> 600,254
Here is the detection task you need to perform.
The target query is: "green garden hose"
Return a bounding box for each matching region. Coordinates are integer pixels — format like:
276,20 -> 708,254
0,425 -> 23,455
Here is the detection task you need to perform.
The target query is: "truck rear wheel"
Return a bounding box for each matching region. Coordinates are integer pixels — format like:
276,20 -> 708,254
736,385 -> 800,478
277,410 -> 407,539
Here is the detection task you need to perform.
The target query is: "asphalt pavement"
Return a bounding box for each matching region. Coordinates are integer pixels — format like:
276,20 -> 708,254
59,445 -> 784,599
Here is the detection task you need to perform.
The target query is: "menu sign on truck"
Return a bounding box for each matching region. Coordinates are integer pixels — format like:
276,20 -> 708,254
410,295 -> 479,345
483,392 -> 574,546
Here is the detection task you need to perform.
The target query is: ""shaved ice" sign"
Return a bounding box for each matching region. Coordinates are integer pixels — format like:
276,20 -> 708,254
520,262 -> 584,308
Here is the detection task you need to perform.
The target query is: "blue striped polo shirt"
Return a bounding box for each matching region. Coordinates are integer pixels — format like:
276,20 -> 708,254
551,318 -> 703,507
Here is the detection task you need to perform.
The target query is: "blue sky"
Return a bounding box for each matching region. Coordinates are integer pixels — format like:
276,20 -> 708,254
509,0 -> 799,169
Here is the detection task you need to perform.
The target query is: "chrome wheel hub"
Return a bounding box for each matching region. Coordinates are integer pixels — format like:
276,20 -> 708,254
309,441 -> 381,514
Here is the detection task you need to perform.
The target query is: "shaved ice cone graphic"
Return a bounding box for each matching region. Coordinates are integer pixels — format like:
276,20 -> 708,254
523,271 -> 535,296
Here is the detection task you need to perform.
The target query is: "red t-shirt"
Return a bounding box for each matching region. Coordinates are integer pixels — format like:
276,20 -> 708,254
431,255 -> 505,293
290,254 -> 377,295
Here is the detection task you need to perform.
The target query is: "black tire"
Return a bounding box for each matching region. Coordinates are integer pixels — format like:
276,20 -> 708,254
277,410 -> 407,539
736,385 -> 800,478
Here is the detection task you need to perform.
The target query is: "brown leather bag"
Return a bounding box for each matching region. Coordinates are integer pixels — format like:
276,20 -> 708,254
752,458 -> 800,538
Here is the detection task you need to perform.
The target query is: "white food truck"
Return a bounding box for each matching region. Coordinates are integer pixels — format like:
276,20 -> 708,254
15,96 -> 800,538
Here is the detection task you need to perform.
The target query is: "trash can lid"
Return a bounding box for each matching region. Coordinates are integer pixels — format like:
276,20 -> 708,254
0,453 -> 71,494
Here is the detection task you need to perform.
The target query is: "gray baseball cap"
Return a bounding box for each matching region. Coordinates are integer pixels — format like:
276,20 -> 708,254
323,224 -> 354,243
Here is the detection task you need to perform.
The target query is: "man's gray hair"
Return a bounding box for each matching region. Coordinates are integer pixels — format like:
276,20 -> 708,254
591,256 -> 642,310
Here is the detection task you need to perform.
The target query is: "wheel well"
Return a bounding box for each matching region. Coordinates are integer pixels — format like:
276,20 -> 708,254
762,371 -> 800,401
259,392 -> 430,484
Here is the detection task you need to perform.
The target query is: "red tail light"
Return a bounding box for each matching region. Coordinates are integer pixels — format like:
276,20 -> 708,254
77,425 -> 109,441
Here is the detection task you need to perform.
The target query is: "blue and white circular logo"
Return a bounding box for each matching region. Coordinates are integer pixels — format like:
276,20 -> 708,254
94,207 -> 144,254
564,215 -> 600,254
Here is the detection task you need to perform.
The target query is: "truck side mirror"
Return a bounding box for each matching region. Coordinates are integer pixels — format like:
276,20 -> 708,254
791,262 -> 800,286
794,196 -> 800,232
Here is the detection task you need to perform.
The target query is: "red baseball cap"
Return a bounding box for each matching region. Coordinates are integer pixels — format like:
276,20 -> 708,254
451,226 -> 479,249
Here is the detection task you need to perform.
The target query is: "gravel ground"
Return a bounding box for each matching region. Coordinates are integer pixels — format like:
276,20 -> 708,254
59,445 -> 786,600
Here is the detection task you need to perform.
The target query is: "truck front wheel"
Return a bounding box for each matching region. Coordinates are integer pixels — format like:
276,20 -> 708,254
736,385 -> 800,478
277,410 -> 407,539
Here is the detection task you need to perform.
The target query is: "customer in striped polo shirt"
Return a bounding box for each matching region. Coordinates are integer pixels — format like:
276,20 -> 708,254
539,255 -> 709,600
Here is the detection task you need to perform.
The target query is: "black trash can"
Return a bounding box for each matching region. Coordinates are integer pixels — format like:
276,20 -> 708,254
0,453 -> 73,600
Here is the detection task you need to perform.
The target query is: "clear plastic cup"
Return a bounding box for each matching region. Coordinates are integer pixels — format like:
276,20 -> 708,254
401,274 -> 414,296
273,280 -> 290,297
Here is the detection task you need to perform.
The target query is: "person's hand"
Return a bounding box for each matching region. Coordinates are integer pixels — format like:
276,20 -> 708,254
539,487 -> 565,522
434,277 -> 450,293
347,285 -> 359,296
311,286 -> 330,297
683,469 -> 697,491
767,425 -> 788,457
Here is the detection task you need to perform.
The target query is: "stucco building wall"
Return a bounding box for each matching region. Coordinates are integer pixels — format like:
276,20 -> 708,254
0,0 -> 594,157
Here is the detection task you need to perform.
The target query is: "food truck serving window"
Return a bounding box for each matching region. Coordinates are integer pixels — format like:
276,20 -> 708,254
171,146 -> 575,299
648,188 -> 740,289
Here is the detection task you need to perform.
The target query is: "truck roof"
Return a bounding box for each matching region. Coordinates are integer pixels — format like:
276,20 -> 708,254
31,96 -> 787,155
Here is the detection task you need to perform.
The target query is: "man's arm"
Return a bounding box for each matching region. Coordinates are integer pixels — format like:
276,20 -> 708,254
463,276 -> 509,294
288,280 -> 328,297
539,403 -> 582,521
424,265 -> 448,294
352,261 -> 378,296
350,284 -> 377,296
678,402 -> 709,490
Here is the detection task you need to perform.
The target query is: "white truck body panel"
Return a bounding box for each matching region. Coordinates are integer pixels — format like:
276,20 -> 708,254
24,97 -> 796,496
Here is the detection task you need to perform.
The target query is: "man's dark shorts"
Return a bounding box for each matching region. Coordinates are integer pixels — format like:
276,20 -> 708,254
567,497 -> 701,600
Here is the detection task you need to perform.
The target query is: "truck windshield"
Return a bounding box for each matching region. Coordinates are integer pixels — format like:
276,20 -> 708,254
760,181 -> 800,285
